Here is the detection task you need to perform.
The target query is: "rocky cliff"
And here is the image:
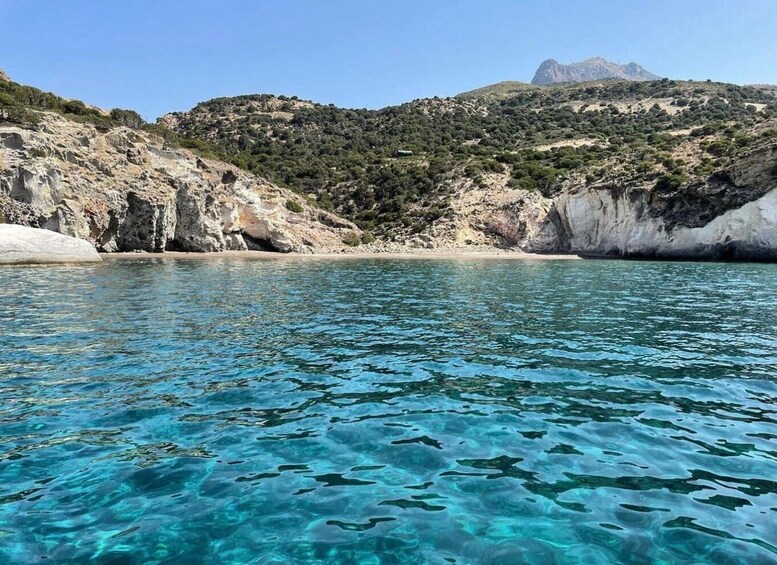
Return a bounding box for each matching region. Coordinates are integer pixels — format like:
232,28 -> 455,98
0,113 -> 360,253
531,57 -> 659,85
540,142 -> 777,259
547,183 -> 777,260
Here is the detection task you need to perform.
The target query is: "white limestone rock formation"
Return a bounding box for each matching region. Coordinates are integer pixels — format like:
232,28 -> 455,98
528,143 -> 777,260
0,224 -> 101,264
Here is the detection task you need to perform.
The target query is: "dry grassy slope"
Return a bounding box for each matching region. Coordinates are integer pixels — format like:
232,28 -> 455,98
455,81 -> 540,100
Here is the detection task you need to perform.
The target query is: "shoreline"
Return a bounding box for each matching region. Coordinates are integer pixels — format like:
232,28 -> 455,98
100,249 -> 582,261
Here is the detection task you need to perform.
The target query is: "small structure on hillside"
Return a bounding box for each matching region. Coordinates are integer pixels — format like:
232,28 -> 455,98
395,149 -> 414,157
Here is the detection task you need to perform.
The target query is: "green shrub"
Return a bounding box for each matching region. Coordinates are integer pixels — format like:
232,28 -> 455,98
110,108 -> 145,128
342,231 -> 362,247
655,173 -> 687,192
62,100 -> 88,115
285,199 -> 304,213
0,92 -> 18,107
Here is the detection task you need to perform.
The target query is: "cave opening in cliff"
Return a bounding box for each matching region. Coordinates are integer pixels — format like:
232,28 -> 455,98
242,233 -> 281,252
164,239 -> 187,252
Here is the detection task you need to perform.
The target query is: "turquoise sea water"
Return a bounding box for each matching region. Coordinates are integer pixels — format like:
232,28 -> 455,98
0,258 -> 776,564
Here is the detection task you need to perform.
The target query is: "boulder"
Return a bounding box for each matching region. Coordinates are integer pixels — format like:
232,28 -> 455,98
0,224 -> 101,264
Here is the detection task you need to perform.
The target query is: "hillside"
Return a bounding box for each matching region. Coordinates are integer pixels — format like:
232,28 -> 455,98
531,57 -> 660,85
456,81 -> 538,99
161,79 -> 777,256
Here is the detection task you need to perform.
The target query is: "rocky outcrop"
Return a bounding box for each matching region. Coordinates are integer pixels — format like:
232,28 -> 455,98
0,113 -> 360,253
649,145 -> 777,229
543,185 -> 777,260
0,69 -> 9,82
531,57 -> 659,86
0,224 -> 101,264
523,143 -> 777,260
421,172 -> 559,250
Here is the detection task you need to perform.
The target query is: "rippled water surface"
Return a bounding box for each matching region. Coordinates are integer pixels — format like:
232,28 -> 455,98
1,258 -> 776,564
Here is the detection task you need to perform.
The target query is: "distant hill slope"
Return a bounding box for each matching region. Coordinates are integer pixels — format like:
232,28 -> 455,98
751,84 -> 777,95
531,57 -> 660,85
456,81 -> 538,99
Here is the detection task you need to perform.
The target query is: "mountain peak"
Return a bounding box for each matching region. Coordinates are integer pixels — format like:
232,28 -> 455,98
531,57 -> 659,85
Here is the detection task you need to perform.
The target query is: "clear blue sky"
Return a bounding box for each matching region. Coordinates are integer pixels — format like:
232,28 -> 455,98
2,0 -> 776,120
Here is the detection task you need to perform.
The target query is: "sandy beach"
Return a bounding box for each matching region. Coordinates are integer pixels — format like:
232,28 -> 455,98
100,249 -> 582,261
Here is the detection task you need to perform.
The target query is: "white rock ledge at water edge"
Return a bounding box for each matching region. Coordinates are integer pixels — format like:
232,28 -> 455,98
0,224 -> 102,264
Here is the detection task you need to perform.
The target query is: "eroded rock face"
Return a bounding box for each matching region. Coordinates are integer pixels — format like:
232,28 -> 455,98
0,224 -> 101,264
411,173 -> 561,250
648,144 -> 777,230
0,114 -> 359,253
535,181 -> 777,260
116,191 -> 176,252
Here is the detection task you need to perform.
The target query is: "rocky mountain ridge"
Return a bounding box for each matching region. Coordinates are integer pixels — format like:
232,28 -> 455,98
531,57 -> 660,85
